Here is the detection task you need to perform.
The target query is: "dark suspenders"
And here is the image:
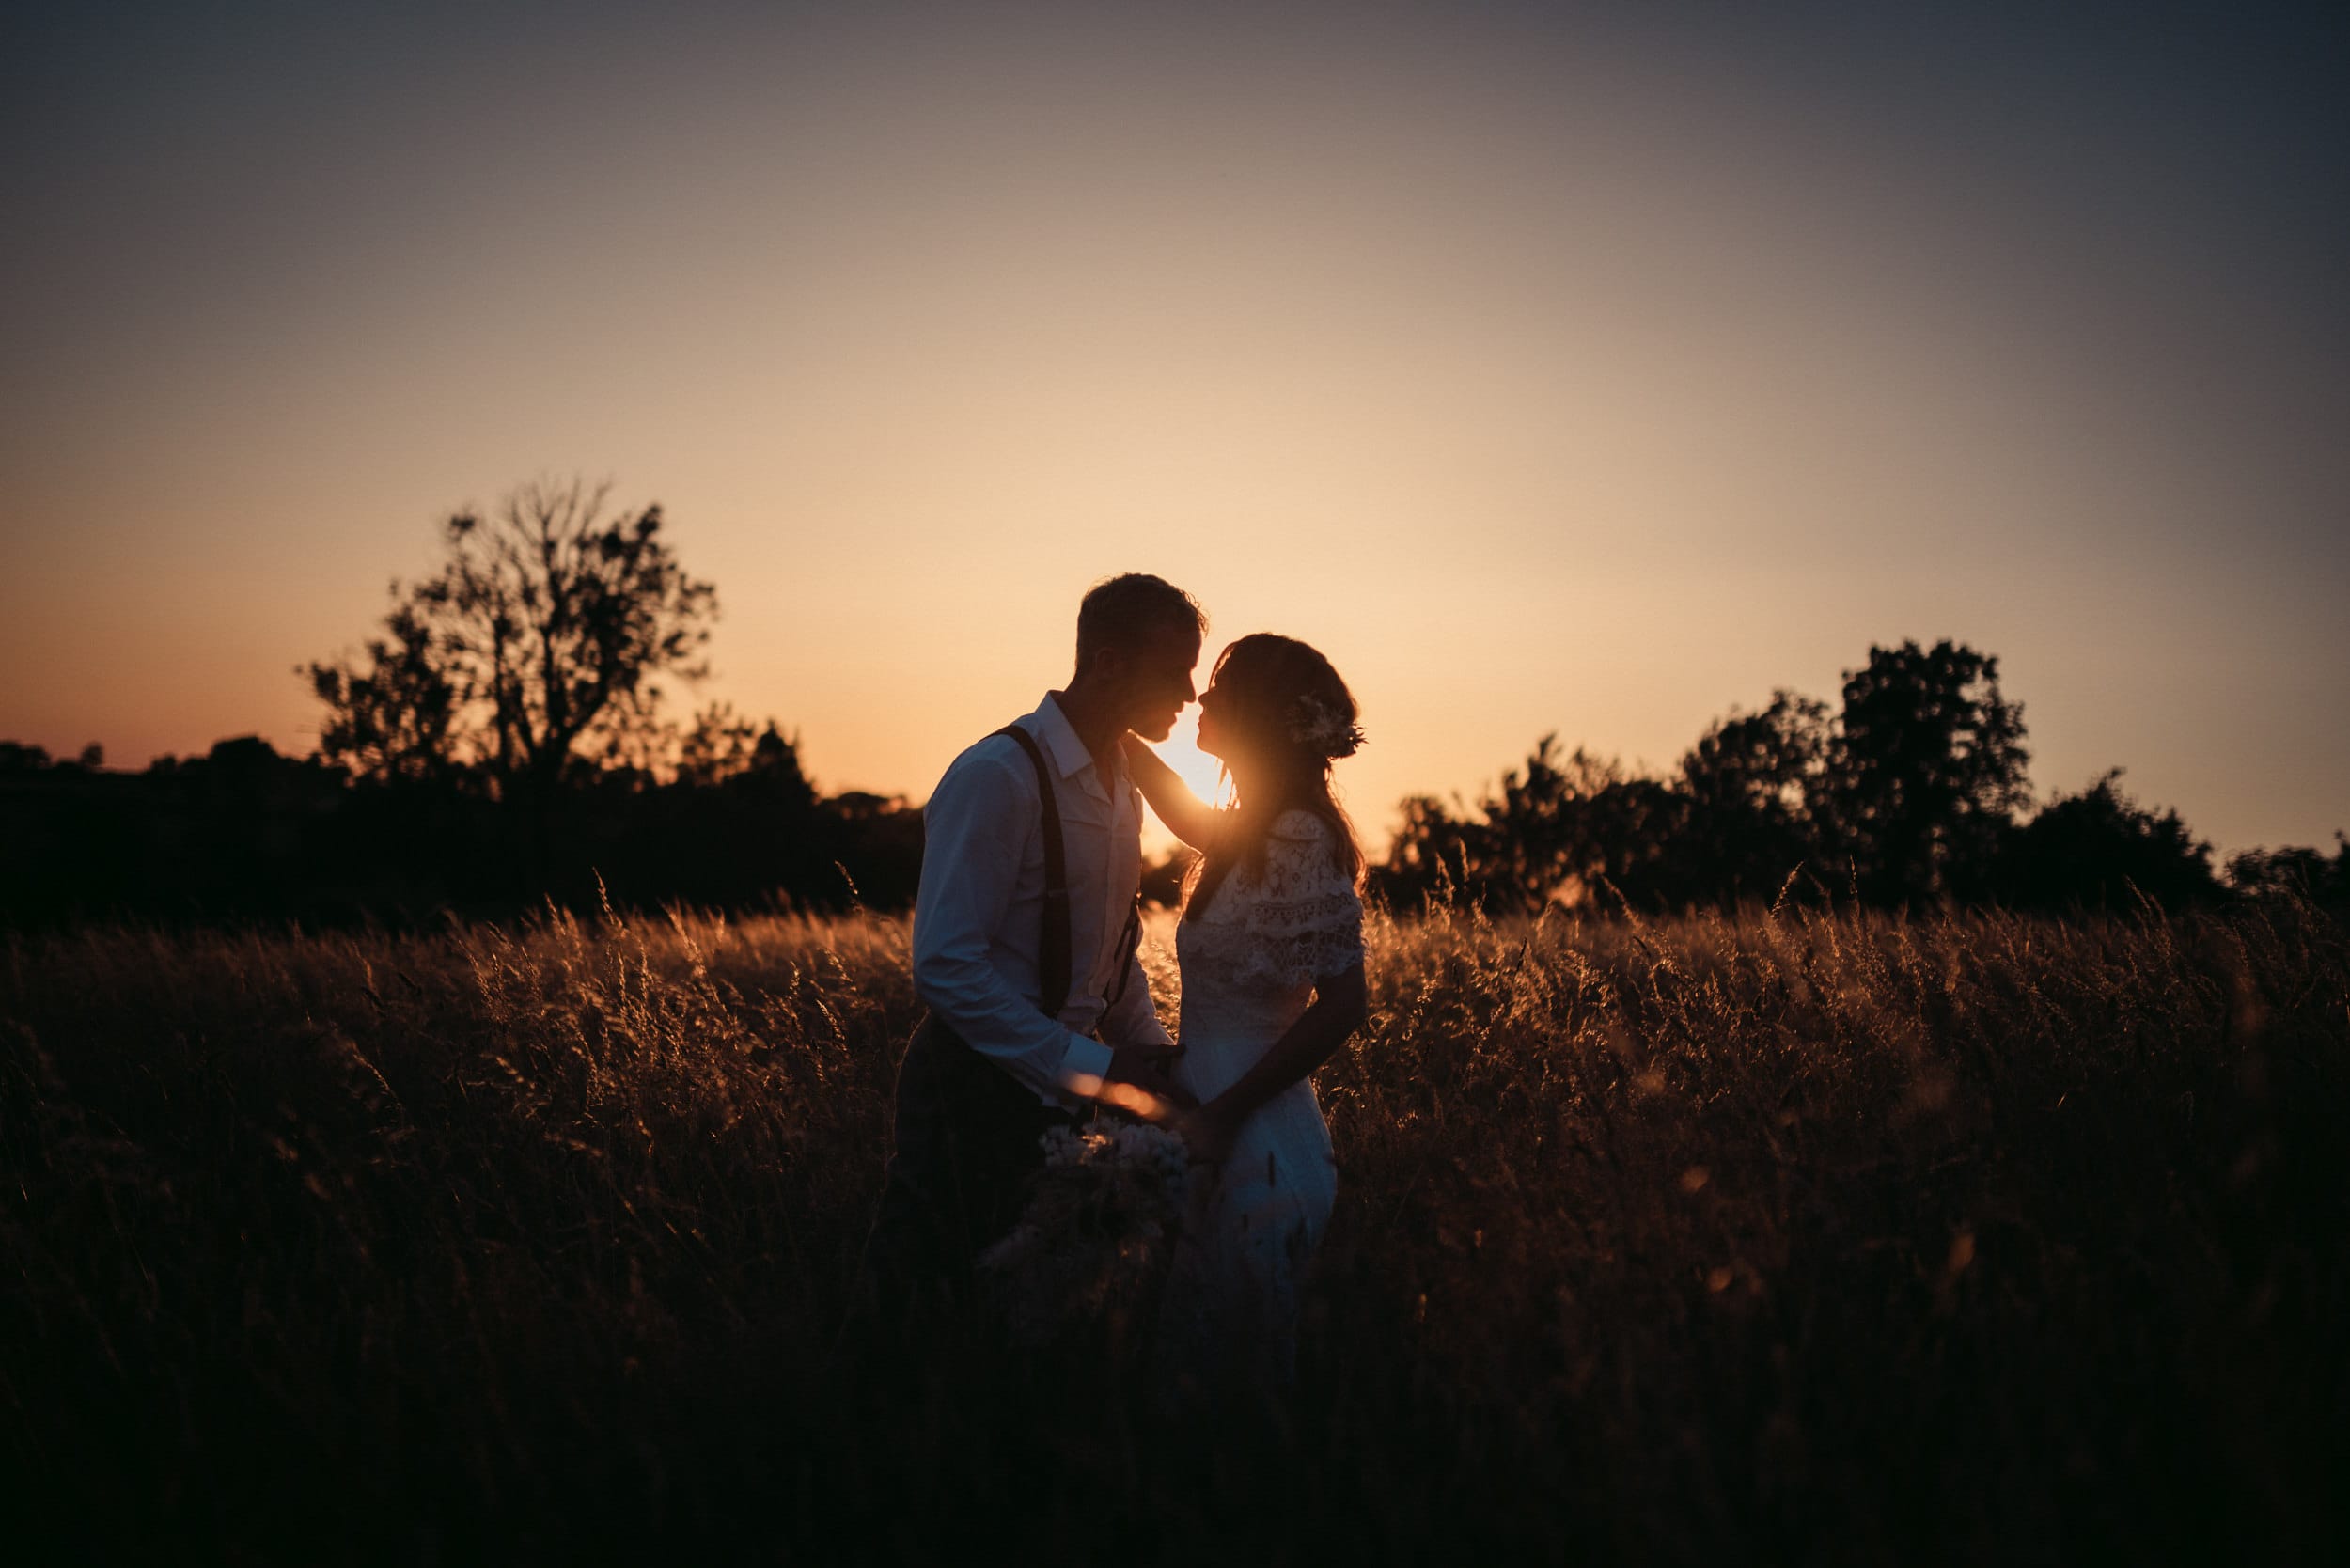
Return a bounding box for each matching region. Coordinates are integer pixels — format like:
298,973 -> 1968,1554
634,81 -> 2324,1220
991,724 -> 1143,1023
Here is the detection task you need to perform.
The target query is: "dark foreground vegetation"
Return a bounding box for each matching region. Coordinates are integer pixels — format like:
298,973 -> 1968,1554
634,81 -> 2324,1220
5,897 -> 2344,1562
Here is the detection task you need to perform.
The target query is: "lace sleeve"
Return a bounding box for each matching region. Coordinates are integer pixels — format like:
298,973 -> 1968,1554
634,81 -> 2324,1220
1222,813 -> 1365,991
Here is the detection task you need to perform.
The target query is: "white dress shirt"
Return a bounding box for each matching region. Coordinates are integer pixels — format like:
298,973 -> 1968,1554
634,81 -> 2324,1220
910,693 -> 1175,1105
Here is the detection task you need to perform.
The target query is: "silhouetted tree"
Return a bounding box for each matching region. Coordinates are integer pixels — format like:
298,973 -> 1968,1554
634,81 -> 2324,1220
2227,836 -> 2350,906
1676,690 -> 1833,902
307,603 -> 460,783
1378,793 -> 1488,909
307,477 -> 716,802
673,703 -> 807,792
1995,770 -> 2219,910
1377,739 -> 1695,912
1828,640 -> 2029,903
1487,739 -> 1640,909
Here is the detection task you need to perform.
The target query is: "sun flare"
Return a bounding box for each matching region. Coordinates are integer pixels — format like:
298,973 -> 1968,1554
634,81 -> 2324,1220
1136,710 -> 1230,853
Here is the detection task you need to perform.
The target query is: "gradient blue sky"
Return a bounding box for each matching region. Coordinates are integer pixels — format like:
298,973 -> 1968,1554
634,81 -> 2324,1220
3,1 -> 2343,855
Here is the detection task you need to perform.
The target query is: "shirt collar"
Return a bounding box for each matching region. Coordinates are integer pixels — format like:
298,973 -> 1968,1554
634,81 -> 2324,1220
1032,693 -> 1123,798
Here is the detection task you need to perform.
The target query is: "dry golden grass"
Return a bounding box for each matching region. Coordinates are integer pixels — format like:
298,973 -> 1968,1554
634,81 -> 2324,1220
4,896 -> 2344,1562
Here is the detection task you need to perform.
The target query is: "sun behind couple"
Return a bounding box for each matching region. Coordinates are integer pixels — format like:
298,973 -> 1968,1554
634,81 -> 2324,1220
856,573 -> 1369,1384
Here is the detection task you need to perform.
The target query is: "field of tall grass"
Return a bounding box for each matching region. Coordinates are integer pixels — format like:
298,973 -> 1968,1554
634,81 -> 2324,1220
5,895 -> 2344,1562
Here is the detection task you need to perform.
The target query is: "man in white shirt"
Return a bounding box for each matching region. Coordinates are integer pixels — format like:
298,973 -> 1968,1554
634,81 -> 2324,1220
859,573 -> 1205,1325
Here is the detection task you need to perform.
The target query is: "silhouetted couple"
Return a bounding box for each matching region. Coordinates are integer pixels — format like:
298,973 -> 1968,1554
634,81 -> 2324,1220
856,573 -> 1370,1394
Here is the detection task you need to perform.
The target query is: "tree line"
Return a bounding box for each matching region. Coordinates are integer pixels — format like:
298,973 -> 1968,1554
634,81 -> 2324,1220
1,480 -> 920,928
3,478 -> 2342,928
1371,640 -> 2347,914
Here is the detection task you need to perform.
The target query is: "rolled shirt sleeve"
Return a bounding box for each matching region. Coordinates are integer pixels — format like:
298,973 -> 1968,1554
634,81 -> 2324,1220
910,748 -> 1116,1104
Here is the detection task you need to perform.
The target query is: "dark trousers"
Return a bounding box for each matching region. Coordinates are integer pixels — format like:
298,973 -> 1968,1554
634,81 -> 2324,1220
854,1014 -> 1073,1333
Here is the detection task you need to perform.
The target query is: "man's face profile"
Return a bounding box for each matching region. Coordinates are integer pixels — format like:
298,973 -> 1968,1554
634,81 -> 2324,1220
1112,622 -> 1200,744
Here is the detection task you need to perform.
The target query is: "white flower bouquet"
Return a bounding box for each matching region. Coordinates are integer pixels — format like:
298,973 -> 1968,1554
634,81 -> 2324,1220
978,1118 -> 1193,1350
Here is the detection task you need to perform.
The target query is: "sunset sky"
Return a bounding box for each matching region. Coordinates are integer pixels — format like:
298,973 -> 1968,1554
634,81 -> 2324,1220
3,1 -> 2343,857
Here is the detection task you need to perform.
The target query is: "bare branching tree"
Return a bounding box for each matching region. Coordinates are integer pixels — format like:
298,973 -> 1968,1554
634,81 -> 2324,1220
307,477 -> 717,798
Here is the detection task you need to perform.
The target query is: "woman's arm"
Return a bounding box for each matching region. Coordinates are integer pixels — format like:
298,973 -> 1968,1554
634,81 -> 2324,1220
1177,964 -> 1370,1163
1120,732 -> 1224,851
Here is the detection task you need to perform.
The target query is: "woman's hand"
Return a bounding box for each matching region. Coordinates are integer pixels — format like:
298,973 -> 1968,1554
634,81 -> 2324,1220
1120,731 -> 1220,850
1173,1100 -> 1245,1167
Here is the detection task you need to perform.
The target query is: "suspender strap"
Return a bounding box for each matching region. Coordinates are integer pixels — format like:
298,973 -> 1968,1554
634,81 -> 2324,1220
1104,899 -> 1142,1011
992,725 -> 1072,1019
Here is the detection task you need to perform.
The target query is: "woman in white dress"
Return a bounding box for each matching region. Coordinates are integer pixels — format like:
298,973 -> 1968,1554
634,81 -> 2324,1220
1120,634 -> 1371,1384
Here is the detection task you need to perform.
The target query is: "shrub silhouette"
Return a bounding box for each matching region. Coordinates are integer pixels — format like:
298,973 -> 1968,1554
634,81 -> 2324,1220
1994,770 -> 2220,911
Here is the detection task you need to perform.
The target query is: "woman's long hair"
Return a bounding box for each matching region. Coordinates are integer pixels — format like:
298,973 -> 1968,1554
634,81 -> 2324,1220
1183,634 -> 1366,922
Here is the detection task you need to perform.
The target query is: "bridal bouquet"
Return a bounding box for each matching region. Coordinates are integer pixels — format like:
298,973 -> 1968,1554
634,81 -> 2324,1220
979,1118 -> 1193,1350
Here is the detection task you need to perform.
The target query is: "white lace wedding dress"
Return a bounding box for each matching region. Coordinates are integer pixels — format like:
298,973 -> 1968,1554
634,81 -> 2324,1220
1159,808 -> 1365,1380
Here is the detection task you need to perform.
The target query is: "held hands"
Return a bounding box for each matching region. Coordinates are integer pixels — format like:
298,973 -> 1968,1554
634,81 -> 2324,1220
1099,1040 -> 1196,1122
1172,1100 -> 1244,1167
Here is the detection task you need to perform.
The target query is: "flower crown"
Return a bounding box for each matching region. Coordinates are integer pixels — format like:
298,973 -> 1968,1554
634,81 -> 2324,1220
1287,694 -> 1365,759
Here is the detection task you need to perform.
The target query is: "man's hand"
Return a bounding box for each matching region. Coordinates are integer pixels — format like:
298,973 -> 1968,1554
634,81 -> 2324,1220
1099,1040 -> 1195,1121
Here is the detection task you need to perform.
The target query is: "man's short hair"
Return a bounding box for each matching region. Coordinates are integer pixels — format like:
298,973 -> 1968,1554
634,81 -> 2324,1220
1075,573 -> 1206,666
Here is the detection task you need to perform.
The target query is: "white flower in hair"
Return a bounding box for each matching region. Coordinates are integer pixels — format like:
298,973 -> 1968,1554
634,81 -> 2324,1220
1288,694 -> 1365,757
